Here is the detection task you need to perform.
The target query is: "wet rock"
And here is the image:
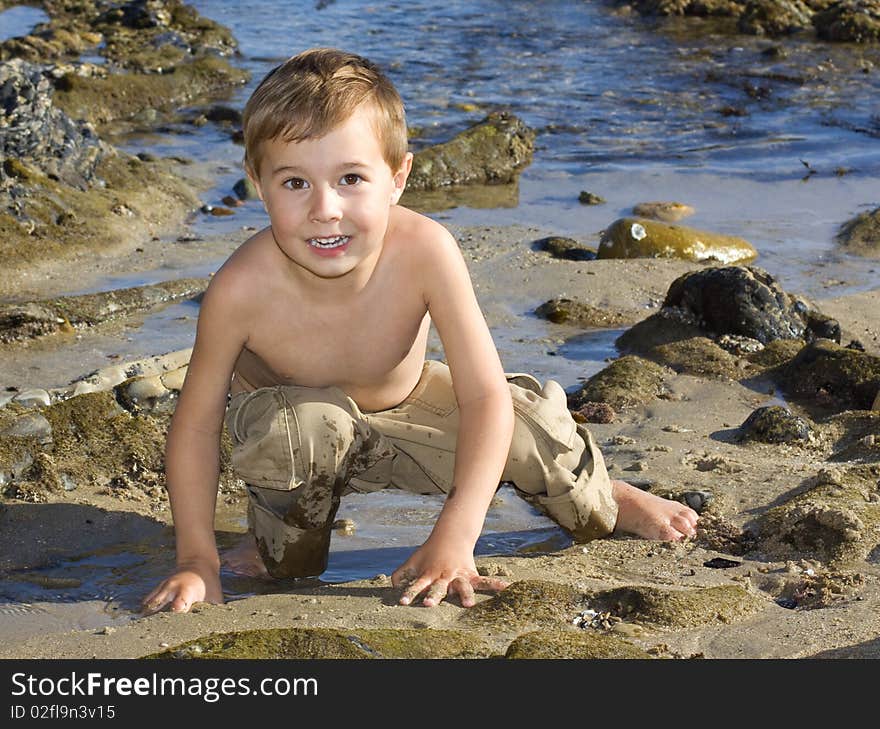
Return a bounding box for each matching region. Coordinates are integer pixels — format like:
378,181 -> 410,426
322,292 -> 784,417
11,389 -> 52,409
681,490 -> 714,513
0,413 -> 53,445
505,629 -> 652,659
814,0 -> 880,42
533,236 -> 596,261
631,201 -> 695,222
0,59 -> 109,189
71,349 -> 192,397
662,266 -> 837,346
578,191 -> 605,205
567,356 -> 673,410
781,339 -> 880,410
589,584 -> 767,627
836,205 -> 880,258
739,0 -> 814,36
597,217 -> 757,264
0,279 -> 208,343
647,336 -> 745,379
233,177 -> 260,200
463,580 -> 583,629
571,402 -> 616,424
624,1 -> 746,17
754,484 -> 878,564
737,405 -> 815,443
147,628 -> 491,659
534,297 -> 636,328
406,112 -> 535,191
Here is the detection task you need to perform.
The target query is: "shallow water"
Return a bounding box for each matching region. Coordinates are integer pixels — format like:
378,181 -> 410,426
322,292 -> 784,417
3,0 -> 880,641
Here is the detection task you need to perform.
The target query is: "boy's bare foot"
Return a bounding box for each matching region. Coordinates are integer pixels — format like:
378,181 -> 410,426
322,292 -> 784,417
221,533 -> 270,578
612,479 -> 699,541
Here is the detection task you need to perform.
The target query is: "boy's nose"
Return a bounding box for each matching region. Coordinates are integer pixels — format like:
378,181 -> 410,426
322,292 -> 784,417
309,186 -> 342,222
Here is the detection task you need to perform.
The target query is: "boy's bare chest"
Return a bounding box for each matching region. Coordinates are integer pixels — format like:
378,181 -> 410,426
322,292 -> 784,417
234,292 -> 431,407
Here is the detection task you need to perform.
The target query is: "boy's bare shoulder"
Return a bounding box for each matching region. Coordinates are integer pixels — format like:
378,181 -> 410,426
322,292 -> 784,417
202,228 -> 277,306
388,205 -> 458,258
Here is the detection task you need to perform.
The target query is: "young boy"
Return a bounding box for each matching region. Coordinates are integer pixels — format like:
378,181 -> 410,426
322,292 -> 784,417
143,48 -> 697,615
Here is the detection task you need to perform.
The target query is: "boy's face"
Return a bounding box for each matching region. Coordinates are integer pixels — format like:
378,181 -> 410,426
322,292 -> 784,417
248,105 -> 412,284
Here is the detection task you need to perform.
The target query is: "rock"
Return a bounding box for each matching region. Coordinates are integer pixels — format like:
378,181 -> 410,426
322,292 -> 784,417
578,191 -> 605,205
0,279 -> 208,343
505,629 -> 651,659
12,389 -> 51,409
739,0 -> 814,36
589,584 -> 767,627
405,112 -> 535,191
781,339 -> 880,410
0,59 -> 109,189
147,628 -> 490,659
836,205 -> 880,257
814,0 -> 880,42
233,177 -> 260,200
0,413 -> 53,445
567,356 -> 673,410
571,402 -> 616,424
597,217 -> 757,264
682,490 -> 714,513
737,405 -> 814,443
631,201 -> 695,222
534,297 -> 636,328
533,236 -> 596,261
662,266 -> 837,345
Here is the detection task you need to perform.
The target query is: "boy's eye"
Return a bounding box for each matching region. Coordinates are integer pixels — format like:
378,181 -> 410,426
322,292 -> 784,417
340,173 -> 362,186
283,177 -> 308,190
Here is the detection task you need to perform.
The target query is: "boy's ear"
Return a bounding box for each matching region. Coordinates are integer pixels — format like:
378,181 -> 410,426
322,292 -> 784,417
390,152 -> 413,205
245,163 -> 265,202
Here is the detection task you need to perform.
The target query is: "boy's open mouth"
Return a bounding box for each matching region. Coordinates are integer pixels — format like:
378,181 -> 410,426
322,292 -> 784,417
308,235 -> 350,249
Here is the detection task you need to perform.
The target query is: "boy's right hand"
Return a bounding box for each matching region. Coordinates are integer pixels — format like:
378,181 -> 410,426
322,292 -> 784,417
141,560 -> 223,615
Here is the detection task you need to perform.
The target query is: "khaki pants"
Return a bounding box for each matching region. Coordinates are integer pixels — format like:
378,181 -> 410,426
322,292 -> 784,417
224,360 -> 617,578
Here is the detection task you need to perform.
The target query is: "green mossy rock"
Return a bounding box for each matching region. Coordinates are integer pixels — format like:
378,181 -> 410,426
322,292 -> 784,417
147,628 -> 491,659
505,629 -> 653,659
836,206 -> 880,258
568,356 -> 673,410
597,217 -> 757,264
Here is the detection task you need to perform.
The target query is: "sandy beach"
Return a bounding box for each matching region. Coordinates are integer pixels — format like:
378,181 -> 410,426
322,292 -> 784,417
1,222 -> 878,660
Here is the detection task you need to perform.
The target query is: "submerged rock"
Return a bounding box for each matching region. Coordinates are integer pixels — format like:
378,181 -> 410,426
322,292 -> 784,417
406,112 -> 535,191
631,201 -> 695,222
0,278 -> 208,343
597,217 -> 757,264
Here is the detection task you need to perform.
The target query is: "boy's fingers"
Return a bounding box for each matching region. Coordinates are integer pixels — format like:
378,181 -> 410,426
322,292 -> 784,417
422,580 -> 450,607
451,578 -> 476,608
472,576 -> 510,593
400,576 -> 431,605
142,590 -> 171,616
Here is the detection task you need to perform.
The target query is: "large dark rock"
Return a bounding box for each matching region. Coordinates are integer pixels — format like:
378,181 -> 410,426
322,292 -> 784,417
739,0 -> 815,35
661,265 -> 839,345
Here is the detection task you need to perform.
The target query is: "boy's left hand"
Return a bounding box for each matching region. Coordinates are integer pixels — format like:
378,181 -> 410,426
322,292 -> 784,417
391,535 -> 509,607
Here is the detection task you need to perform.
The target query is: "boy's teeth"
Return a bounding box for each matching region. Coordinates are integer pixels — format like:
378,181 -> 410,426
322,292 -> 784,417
309,236 -> 349,248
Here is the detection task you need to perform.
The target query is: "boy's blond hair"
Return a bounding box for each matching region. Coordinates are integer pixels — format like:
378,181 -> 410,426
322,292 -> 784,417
243,47 -> 408,177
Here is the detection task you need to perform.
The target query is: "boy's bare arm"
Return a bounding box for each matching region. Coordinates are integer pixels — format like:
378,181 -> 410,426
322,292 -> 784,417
142,271 -> 249,614
392,226 -> 514,607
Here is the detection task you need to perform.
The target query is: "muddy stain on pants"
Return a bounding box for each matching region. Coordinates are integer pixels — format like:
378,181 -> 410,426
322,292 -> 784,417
224,360 -> 617,578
